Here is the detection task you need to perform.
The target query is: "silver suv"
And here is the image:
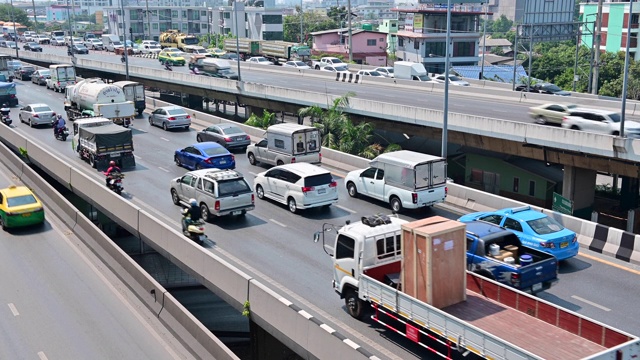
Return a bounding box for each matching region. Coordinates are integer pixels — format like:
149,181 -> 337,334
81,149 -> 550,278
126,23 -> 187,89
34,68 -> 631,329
170,169 -> 255,220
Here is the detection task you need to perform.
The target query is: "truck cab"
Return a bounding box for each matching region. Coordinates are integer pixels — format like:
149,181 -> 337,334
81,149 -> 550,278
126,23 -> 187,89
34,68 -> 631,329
246,123 -> 321,166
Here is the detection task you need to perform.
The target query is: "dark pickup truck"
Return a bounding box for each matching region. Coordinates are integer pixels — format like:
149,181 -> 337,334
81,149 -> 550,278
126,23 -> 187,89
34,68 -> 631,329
465,221 -> 559,294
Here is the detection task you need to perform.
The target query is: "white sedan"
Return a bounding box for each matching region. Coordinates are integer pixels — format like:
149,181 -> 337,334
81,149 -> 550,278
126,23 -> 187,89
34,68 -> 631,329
561,109 -> 640,136
357,70 -> 385,77
431,74 -> 470,86
528,103 -> 578,125
321,65 -> 350,74
375,67 -> 394,78
246,56 -> 274,65
51,36 -> 66,46
282,61 -> 310,69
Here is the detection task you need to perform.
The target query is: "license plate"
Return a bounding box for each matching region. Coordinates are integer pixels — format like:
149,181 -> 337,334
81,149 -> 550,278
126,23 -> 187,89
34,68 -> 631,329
532,283 -> 542,292
111,152 -> 121,157
560,241 -> 568,248
232,211 -> 242,215
22,213 -> 31,217
235,136 -> 244,141
219,160 -> 226,164
318,188 -> 326,194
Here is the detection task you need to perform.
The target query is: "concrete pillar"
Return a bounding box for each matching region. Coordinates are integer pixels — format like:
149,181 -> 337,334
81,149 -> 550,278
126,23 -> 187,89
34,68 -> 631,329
186,94 -> 204,111
250,320 -> 300,359
235,103 -> 239,117
620,177 -> 639,211
297,115 -> 303,125
562,165 -> 596,218
223,103 -> 227,114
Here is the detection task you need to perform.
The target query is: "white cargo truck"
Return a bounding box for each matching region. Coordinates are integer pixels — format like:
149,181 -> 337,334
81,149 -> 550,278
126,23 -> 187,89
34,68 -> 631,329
246,123 -> 321,166
46,64 -> 76,92
393,61 -> 431,81
344,150 -> 447,212
64,78 -> 135,127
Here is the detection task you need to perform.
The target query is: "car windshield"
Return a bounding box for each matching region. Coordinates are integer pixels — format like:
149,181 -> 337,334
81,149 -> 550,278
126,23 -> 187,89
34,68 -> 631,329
295,61 -> 306,66
201,146 -> 229,157
386,68 -> 394,73
7,194 -> 37,207
545,84 -> 561,92
113,41 -> 122,45
40,70 -> 50,75
567,104 -> 578,109
149,45 -> 160,49
449,75 -> 461,81
329,59 -> 341,64
608,113 -> 622,122
256,58 -> 268,62
167,109 -> 186,115
218,179 -> 251,197
526,216 -> 564,235
304,173 -> 333,187
33,106 -> 51,112
369,71 -> 382,76
23,66 -> 35,71
222,126 -> 242,135
334,66 -> 348,71
76,45 -> 86,49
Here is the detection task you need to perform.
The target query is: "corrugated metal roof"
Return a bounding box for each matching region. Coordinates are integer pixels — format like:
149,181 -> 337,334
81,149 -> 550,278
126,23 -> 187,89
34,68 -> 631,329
452,65 -> 528,84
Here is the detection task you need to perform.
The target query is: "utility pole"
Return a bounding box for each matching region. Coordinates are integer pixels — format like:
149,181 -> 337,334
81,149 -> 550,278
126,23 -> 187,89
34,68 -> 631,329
592,0 -> 604,95
479,3 -> 487,80
234,0 -> 242,82
121,0 -> 130,80
442,0 -> 451,159
573,29 -> 580,92
300,0 -> 303,43
146,0 -> 151,40
347,0 -> 352,62
31,0 -> 38,35
10,0 -> 18,59
621,0 -> 634,138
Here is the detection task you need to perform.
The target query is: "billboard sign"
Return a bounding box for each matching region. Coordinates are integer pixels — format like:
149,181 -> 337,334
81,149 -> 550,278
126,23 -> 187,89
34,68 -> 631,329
405,13 -> 414,32
413,14 -> 424,33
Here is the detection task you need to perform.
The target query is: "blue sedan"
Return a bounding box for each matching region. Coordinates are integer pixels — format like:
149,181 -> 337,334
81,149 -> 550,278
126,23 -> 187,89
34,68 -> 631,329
174,142 -> 235,170
458,206 -> 579,261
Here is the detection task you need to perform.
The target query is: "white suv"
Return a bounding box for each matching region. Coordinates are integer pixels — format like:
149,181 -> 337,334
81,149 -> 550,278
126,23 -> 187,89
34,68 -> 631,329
253,163 -> 338,213
170,169 -> 255,220
561,108 -> 640,137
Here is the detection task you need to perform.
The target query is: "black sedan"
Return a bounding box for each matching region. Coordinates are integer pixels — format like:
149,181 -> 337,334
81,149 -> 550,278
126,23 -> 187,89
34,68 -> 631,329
71,44 -> 89,55
515,82 -> 571,96
14,65 -> 35,80
23,42 -> 42,52
31,69 -> 51,86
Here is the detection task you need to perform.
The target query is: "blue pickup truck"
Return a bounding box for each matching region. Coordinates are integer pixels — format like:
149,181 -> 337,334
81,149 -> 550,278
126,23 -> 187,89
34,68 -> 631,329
466,221 -> 559,294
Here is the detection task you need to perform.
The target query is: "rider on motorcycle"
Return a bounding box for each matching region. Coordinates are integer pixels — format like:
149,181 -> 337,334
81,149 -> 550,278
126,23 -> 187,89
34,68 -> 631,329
104,160 -> 121,187
1,103 -> 10,119
182,198 -> 201,233
164,62 -> 173,71
53,114 -> 66,137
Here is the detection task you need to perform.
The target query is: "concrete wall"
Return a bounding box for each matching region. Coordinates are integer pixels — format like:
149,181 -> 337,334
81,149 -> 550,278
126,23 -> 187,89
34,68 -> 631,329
0,118 -> 377,360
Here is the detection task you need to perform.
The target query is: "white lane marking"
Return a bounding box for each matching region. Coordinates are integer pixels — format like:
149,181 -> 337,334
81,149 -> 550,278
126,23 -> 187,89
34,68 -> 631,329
335,205 -> 356,214
37,352 -> 48,360
571,295 -> 611,312
270,219 -> 287,228
160,137 -> 170,142
8,303 -> 19,316
158,167 -> 170,173
134,154 -> 142,159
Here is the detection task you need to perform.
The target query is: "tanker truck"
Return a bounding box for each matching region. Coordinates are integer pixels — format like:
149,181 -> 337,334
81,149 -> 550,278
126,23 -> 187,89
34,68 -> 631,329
159,30 -> 198,51
64,78 -> 135,127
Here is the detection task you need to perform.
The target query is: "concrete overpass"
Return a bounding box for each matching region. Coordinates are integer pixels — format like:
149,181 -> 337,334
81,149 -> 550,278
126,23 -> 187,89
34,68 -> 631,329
7,49 -> 640,215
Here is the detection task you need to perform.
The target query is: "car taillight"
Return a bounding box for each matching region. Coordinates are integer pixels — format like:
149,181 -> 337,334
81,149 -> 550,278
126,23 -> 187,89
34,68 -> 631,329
167,117 -> 176,121
412,193 -> 418,204
204,158 -> 212,164
57,82 -> 60,86
302,186 -> 314,193
230,154 -> 235,161
540,241 -> 556,249
571,235 -> 577,243
214,200 -> 220,211
186,115 -> 191,119
33,114 -> 39,118
329,181 -> 337,188
319,153 -> 322,161
562,117 -> 568,121
510,273 -> 520,287
291,157 -> 296,163
251,194 -> 255,203
224,137 -> 232,142
445,186 -> 448,196
245,135 -> 251,140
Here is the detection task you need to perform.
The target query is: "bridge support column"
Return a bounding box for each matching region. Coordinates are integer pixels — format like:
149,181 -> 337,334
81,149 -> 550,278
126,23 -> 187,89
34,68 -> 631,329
186,94 -> 204,111
235,103 -> 239,117
620,177 -> 639,211
223,103 -> 227,114
562,165 -> 596,218
250,320 -> 302,360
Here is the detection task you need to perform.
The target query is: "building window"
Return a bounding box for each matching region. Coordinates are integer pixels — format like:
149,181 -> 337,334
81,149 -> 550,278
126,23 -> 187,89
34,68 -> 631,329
202,23 -> 207,29
201,10 -> 207,17
398,37 -> 404,47
182,23 -> 188,31
172,10 -> 178,18
513,177 -> 519,193
633,14 -> 640,26
151,10 -> 157,16
262,15 -> 282,24
528,180 -> 535,197
223,12 -> 230,19
153,23 -> 158,30
413,39 -> 419,50
182,10 -> 187,18
263,31 -> 283,40
453,41 -> 474,57
425,42 -> 446,57
367,39 -> 377,46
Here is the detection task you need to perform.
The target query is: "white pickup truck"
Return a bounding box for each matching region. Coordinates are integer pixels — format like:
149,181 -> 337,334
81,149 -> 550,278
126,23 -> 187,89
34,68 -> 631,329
311,57 -> 348,70
344,150 -> 447,212
246,123 -> 321,166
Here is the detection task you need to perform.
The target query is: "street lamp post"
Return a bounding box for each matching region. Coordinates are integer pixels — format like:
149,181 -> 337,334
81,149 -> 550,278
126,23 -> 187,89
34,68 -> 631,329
146,0 -> 152,40
347,0 -> 352,62
234,0 -> 242,82
66,0 -> 74,57
120,0 -> 130,80
9,0 -> 18,59
620,0 -> 635,137
479,3 -> 487,80
442,0 -> 452,159
300,0 -> 303,43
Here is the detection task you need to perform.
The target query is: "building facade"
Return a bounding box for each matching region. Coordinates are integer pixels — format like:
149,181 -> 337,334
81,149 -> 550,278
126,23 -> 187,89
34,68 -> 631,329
310,28 -> 388,65
394,6 -> 483,74
209,5 -> 284,40
581,1 -> 640,61
56,0 -> 210,16
378,19 -> 397,54
46,5 -> 82,22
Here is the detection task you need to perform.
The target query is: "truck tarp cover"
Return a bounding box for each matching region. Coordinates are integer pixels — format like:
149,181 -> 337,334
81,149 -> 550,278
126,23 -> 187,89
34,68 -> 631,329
79,124 -> 132,148
0,82 -> 16,94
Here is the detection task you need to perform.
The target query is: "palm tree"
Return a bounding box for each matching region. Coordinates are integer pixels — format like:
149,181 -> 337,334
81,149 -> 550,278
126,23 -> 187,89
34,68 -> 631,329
245,110 -> 276,129
298,105 -> 323,125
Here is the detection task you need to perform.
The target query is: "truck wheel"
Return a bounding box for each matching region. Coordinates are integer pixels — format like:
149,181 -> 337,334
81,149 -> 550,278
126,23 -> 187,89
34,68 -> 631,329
276,160 -> 284,166
287,197 -> 298,213
256,185 -> 264,199
200,203 -> 211,221
345,290 -> 364,319
248,153 -> 256,165
89,154 -> 96,168
389,196 -> 402,213
171,189 -> 180,205
347,182 -> 358,198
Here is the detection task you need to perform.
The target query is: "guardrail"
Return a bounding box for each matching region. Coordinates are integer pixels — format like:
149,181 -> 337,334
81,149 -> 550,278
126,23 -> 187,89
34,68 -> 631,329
145,96 -> 640,266
0,117 -> 377,360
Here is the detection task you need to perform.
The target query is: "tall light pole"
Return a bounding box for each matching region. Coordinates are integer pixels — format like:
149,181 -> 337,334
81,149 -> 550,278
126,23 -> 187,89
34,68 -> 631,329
347,0 -> 352,62
592,0 -> 604,94
120,0 -> 130,80
234,0 -> 242,82
299,0 -> 303,43
66,0 -> 74,56
442,0 -> 451,159
620,0 -> 634,138
31,0 -> 38,35
146,0 -> 151,40
479,3 -> 487,80
9,0 -> 18,59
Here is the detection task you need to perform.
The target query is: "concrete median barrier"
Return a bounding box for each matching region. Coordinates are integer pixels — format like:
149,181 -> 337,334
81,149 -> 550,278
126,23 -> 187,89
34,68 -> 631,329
0,135 -> 23,178
25,140 -> 72,186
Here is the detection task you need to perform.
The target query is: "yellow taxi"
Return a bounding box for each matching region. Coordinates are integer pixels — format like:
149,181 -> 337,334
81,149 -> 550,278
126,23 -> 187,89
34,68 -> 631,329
207,48 -> 226,57
158,50 -> 186,66
0,185 -> 45,230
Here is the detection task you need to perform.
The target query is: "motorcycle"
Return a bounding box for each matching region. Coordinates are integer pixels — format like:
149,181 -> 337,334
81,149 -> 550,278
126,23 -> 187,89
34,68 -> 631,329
54,126 -> 69,141
121,55 -> 126,63
105,172 -> 125,195
164,62 -> 173,71
0,109 -> 11,126
181,209 -> 207,244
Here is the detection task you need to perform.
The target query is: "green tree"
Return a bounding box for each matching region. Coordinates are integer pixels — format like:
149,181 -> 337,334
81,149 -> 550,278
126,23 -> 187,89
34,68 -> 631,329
283,10 -> 338,43
490,47 -> 504,56
491,15 -> 513,33
0,4 -> 32,28
327,6 -> 347,24
245,110 -> 277,129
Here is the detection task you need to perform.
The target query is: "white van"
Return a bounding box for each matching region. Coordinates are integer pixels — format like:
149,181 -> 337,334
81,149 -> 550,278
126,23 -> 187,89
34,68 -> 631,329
102,34 -> 123,52
47,64 -> 76,93
246,123 -> 321,166
344,150 -> 448,212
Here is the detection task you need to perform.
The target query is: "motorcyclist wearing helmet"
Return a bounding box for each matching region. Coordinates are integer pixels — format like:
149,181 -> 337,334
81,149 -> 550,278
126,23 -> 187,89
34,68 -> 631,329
53,114 -> 66,136
182,198 -> 201,233
0,103 -> 9,119
103,160 -> 121,186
